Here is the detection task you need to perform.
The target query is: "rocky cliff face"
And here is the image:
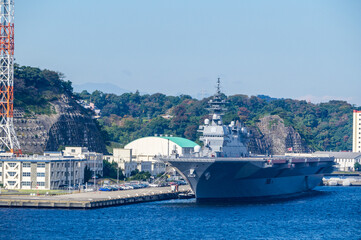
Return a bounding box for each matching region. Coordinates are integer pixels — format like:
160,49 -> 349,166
248,115 -> 308,155
14,94 -> 107,154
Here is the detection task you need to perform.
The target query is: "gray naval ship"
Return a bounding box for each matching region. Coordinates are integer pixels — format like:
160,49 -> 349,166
160,79 -> 334,201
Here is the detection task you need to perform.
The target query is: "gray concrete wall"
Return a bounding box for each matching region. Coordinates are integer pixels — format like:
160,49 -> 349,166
45,162 -> 50,189
31,163 -> 37,189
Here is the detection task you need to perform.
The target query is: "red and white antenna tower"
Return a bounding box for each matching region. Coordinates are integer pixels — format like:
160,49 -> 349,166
0,0 -> 20,153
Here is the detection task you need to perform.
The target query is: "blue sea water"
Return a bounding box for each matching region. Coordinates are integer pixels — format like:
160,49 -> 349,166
0,186 -> 360,240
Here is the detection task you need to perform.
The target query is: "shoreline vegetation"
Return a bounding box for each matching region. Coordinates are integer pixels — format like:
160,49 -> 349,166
14,64 -> 361,154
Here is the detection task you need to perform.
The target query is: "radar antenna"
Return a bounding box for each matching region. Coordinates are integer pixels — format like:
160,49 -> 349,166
216,77 -> 221,95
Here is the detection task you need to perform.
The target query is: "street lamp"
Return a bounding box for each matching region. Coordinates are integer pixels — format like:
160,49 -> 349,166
93,156 -> 96,191
117,162 -> 119,185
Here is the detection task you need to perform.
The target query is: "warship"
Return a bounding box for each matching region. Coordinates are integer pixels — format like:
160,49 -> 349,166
160,79 -> 334,201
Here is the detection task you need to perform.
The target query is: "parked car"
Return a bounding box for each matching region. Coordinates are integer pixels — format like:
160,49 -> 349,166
84,187 -> 95,192
99,186 -> 112,191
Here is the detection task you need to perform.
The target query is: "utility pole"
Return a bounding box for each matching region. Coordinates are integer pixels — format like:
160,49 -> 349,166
0,0 -> 21,154
93,156 -> 96,191
117,163 -> 119,185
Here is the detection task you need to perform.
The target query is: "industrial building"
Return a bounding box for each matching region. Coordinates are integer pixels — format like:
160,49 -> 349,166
314,151 -> 361,172
125,136 -> 199,157
0,146 -> 105,190
0,153 -> 86,190
104,136 -> 199,176
353,110 -> 361,152
63,147 -> 103,177
125,136 -> 199,175
103,149 -> 138,177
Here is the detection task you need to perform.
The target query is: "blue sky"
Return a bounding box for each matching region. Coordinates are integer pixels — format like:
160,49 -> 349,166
15,0 -> 361,106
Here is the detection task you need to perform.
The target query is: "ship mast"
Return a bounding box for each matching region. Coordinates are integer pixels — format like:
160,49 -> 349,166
206,78 -> 227,125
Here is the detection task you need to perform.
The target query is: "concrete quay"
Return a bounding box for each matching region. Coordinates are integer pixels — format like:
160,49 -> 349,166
323,177 -> 361,186
0,185 -> 192,209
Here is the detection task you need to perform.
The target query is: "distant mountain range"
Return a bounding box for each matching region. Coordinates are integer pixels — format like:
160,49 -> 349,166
73,83 -> 282,103
73,82 -> 130,95
256,95 -> 283,102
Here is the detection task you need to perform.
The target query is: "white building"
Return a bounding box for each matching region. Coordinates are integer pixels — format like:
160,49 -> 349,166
103,149 -> 137,177
63,147 -> 103,177
314,151 -> 361,172
353,110 -> 361,152
124,136 -> 199,175
0,153 -> 86,190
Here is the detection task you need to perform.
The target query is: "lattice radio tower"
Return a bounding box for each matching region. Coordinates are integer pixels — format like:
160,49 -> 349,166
0,0 -> 20,153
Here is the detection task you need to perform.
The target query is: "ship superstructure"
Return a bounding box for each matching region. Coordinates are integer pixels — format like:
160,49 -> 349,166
196,78 -> 249,158
160,79 -> 334,201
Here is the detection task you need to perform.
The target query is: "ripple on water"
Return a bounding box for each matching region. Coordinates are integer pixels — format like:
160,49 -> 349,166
1,186 -> 361,240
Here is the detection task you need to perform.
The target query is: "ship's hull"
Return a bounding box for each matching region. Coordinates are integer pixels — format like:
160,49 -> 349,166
164,156 -> 334,201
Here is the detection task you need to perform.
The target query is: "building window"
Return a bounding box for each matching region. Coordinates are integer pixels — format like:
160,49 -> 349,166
22,181 -> 31,186
22,172 -> 31,177
0,162 -> 2,167
23,163 -> 31,168
8,163 -> 16,167
36,182 -> 45,186
37,163 -> 45,168
0,172 -> 2,176
8,172 -> 16,177
37,172 -> 45,177
8,181 -> 16,186
71,149 -> 75,153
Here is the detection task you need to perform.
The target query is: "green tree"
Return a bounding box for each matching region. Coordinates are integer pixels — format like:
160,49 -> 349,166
355,162 -> 361,171
129,171 -> 151,181
103,160 -> 124,180
84,165 -> 92,182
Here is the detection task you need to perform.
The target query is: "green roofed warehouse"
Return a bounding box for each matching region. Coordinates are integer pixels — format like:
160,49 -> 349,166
121,136 -> 199,175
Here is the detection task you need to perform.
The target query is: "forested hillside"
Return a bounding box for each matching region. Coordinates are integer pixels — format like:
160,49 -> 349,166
13,65 -> 106,154
12,63 -> 359,153
77,90 -> 361,152
14,64 -> 73,115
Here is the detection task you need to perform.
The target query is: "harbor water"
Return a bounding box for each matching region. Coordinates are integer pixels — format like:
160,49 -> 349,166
1,186 -> 360,240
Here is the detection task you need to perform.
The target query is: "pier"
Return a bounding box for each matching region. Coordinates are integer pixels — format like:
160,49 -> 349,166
0,186 -> 192,209
323,177 -> 361,186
